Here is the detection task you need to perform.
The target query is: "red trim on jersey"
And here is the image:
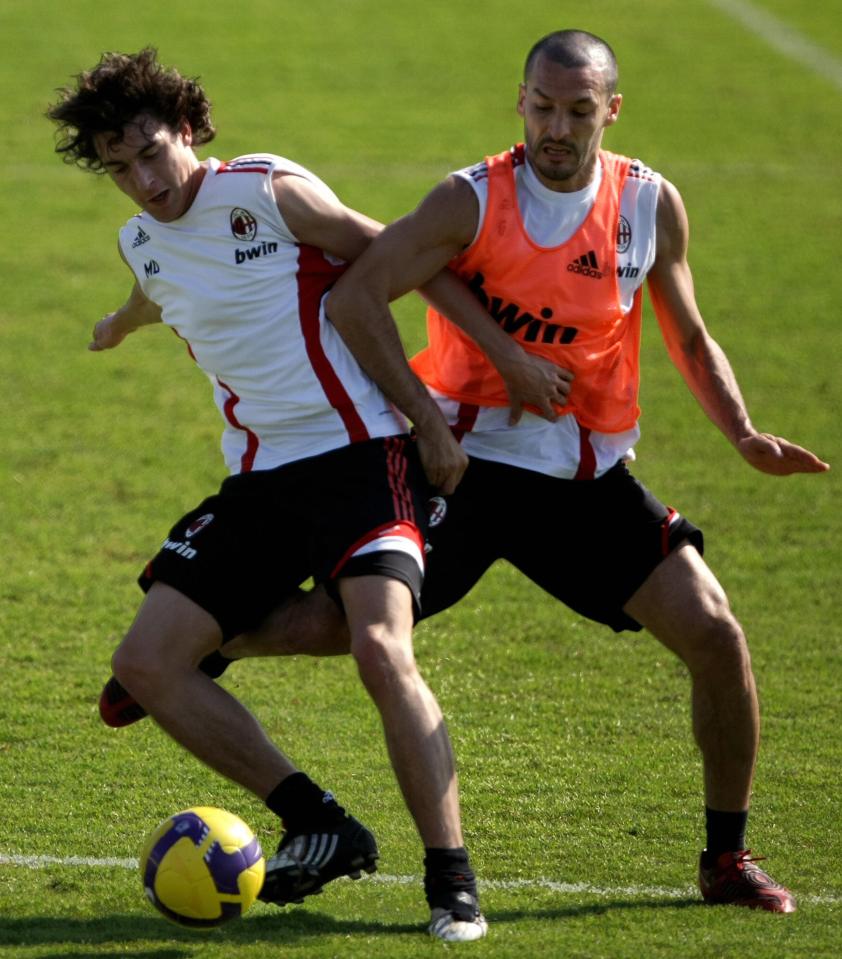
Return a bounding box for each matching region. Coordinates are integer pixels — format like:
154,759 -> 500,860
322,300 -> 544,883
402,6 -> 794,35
170,327 -> 197,361
216,377 -> 260,472
169,329 -> 257,470
330,520 -> 425,579
217,161 -> 271,175
574,424 -> 597,481
661,507 -> 678,556
451,402 -> 479,442
296,243 -> 369,443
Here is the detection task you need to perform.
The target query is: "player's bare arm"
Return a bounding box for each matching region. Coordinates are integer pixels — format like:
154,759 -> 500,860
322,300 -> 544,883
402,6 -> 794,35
393,177 -> 573,422
90,254 -> 163,352
273,170 -> 383,261
275,172 -> 467,494
647,179 -> 829,476
280,171 -> 571,424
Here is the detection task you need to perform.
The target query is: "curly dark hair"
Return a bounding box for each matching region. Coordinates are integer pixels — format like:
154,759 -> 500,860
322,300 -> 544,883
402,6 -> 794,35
47,48 -> 216,172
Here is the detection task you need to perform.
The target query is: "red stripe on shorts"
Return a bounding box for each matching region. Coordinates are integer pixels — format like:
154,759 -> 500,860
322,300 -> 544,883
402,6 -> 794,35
661,507 -> 678,556
385,436 -> 415,522
329,519 -> 424,579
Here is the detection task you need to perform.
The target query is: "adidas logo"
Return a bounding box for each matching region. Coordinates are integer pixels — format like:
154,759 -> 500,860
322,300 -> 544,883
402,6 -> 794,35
277,833 -> 340,869
567,249 -> 604,279
131,226 -> 151,249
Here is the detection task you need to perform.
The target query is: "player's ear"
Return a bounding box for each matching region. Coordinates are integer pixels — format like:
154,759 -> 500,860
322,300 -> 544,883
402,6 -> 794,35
178,117 -> 194,146
517,81 -> 527,117
604,93 -> 622,127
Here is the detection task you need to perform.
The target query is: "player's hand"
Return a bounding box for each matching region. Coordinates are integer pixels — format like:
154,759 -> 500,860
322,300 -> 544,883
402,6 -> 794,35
89,313 -> 129,351
737,432 -> 829,476
414,420 -> 469,495
499,352 -> 574,425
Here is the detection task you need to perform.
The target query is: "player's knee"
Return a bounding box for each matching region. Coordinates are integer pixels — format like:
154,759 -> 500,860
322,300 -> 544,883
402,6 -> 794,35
351,627 -> 416,696
111,641 -> 162,699
111,631 -> 185,699
687,608 -> 750,678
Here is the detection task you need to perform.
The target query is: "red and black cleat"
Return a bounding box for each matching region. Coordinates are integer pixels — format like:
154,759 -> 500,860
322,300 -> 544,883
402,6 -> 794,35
699,849 -> 796,913
99,676 -> 148,728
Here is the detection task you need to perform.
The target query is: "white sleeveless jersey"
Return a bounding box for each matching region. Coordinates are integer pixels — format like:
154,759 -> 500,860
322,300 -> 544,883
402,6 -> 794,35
119,154 -> 406,474
434,154 -> 661,479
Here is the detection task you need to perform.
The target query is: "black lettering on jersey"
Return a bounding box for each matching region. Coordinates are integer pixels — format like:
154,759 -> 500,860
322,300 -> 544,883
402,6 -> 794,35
617,264 -> 640,279
234,241 -> 279,265
489,298 -> 534,335
467,272 -> 578,345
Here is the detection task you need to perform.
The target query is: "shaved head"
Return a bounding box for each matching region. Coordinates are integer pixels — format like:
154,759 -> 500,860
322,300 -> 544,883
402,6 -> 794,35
524,30 -> 618,95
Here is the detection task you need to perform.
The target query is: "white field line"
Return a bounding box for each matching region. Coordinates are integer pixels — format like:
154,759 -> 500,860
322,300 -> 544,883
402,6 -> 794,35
706,0 -> 842,92
1,853 -> 839,906
0,853 -> 138,869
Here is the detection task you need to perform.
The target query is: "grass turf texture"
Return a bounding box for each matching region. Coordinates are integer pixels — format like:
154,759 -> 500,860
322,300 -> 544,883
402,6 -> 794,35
1,0 -> 841,956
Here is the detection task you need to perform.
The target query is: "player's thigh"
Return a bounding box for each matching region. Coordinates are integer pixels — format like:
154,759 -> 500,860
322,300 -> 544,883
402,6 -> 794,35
340,575 -> 415,638
228,584 -> 351,658
339,575 -> 417,682
503,463 -> 704,632
623,540 -> 743,670
114,581 -> 223,676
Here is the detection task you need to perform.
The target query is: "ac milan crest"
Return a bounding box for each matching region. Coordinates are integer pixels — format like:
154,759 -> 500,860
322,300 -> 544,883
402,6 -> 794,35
185,513 -> 215,539
616,215 -> 632,253
427,496 -> 448,528
230,208 -> 258,241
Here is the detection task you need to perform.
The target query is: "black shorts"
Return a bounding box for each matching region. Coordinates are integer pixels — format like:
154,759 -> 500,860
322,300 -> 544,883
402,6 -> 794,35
420,458 -> 703,632
139,436 -> 431,639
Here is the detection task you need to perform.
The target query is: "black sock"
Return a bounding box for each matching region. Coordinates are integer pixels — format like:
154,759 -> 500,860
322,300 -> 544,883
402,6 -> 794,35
424,847 -> 478,914
265,772 -> 346,830
424,847 -> 473,888
704,807 -> 748,860
424,846 -> 470,871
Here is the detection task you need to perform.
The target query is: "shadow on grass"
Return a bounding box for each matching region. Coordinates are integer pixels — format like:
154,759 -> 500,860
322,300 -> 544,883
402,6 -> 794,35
490,896 -> 702,923
0,897 -> 702,950
10,952 -> 189,959
0,909 -> 421,951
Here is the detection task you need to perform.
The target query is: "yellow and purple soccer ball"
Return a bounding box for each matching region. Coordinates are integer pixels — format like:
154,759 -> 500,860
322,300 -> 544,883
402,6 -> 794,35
139,806 -> 265,928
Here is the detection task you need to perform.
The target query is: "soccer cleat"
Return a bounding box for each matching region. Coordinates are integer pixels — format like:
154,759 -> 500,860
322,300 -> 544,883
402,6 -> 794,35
98,651 -> 233,728
429,901 -> 488,942
699,849 -> 797,913
425,873 -> 488,941
99,676 -> 148,727
258,814 -> 379,906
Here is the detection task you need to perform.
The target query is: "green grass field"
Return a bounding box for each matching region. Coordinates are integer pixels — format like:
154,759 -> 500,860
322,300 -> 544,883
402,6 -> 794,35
1,0 -> 841,956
